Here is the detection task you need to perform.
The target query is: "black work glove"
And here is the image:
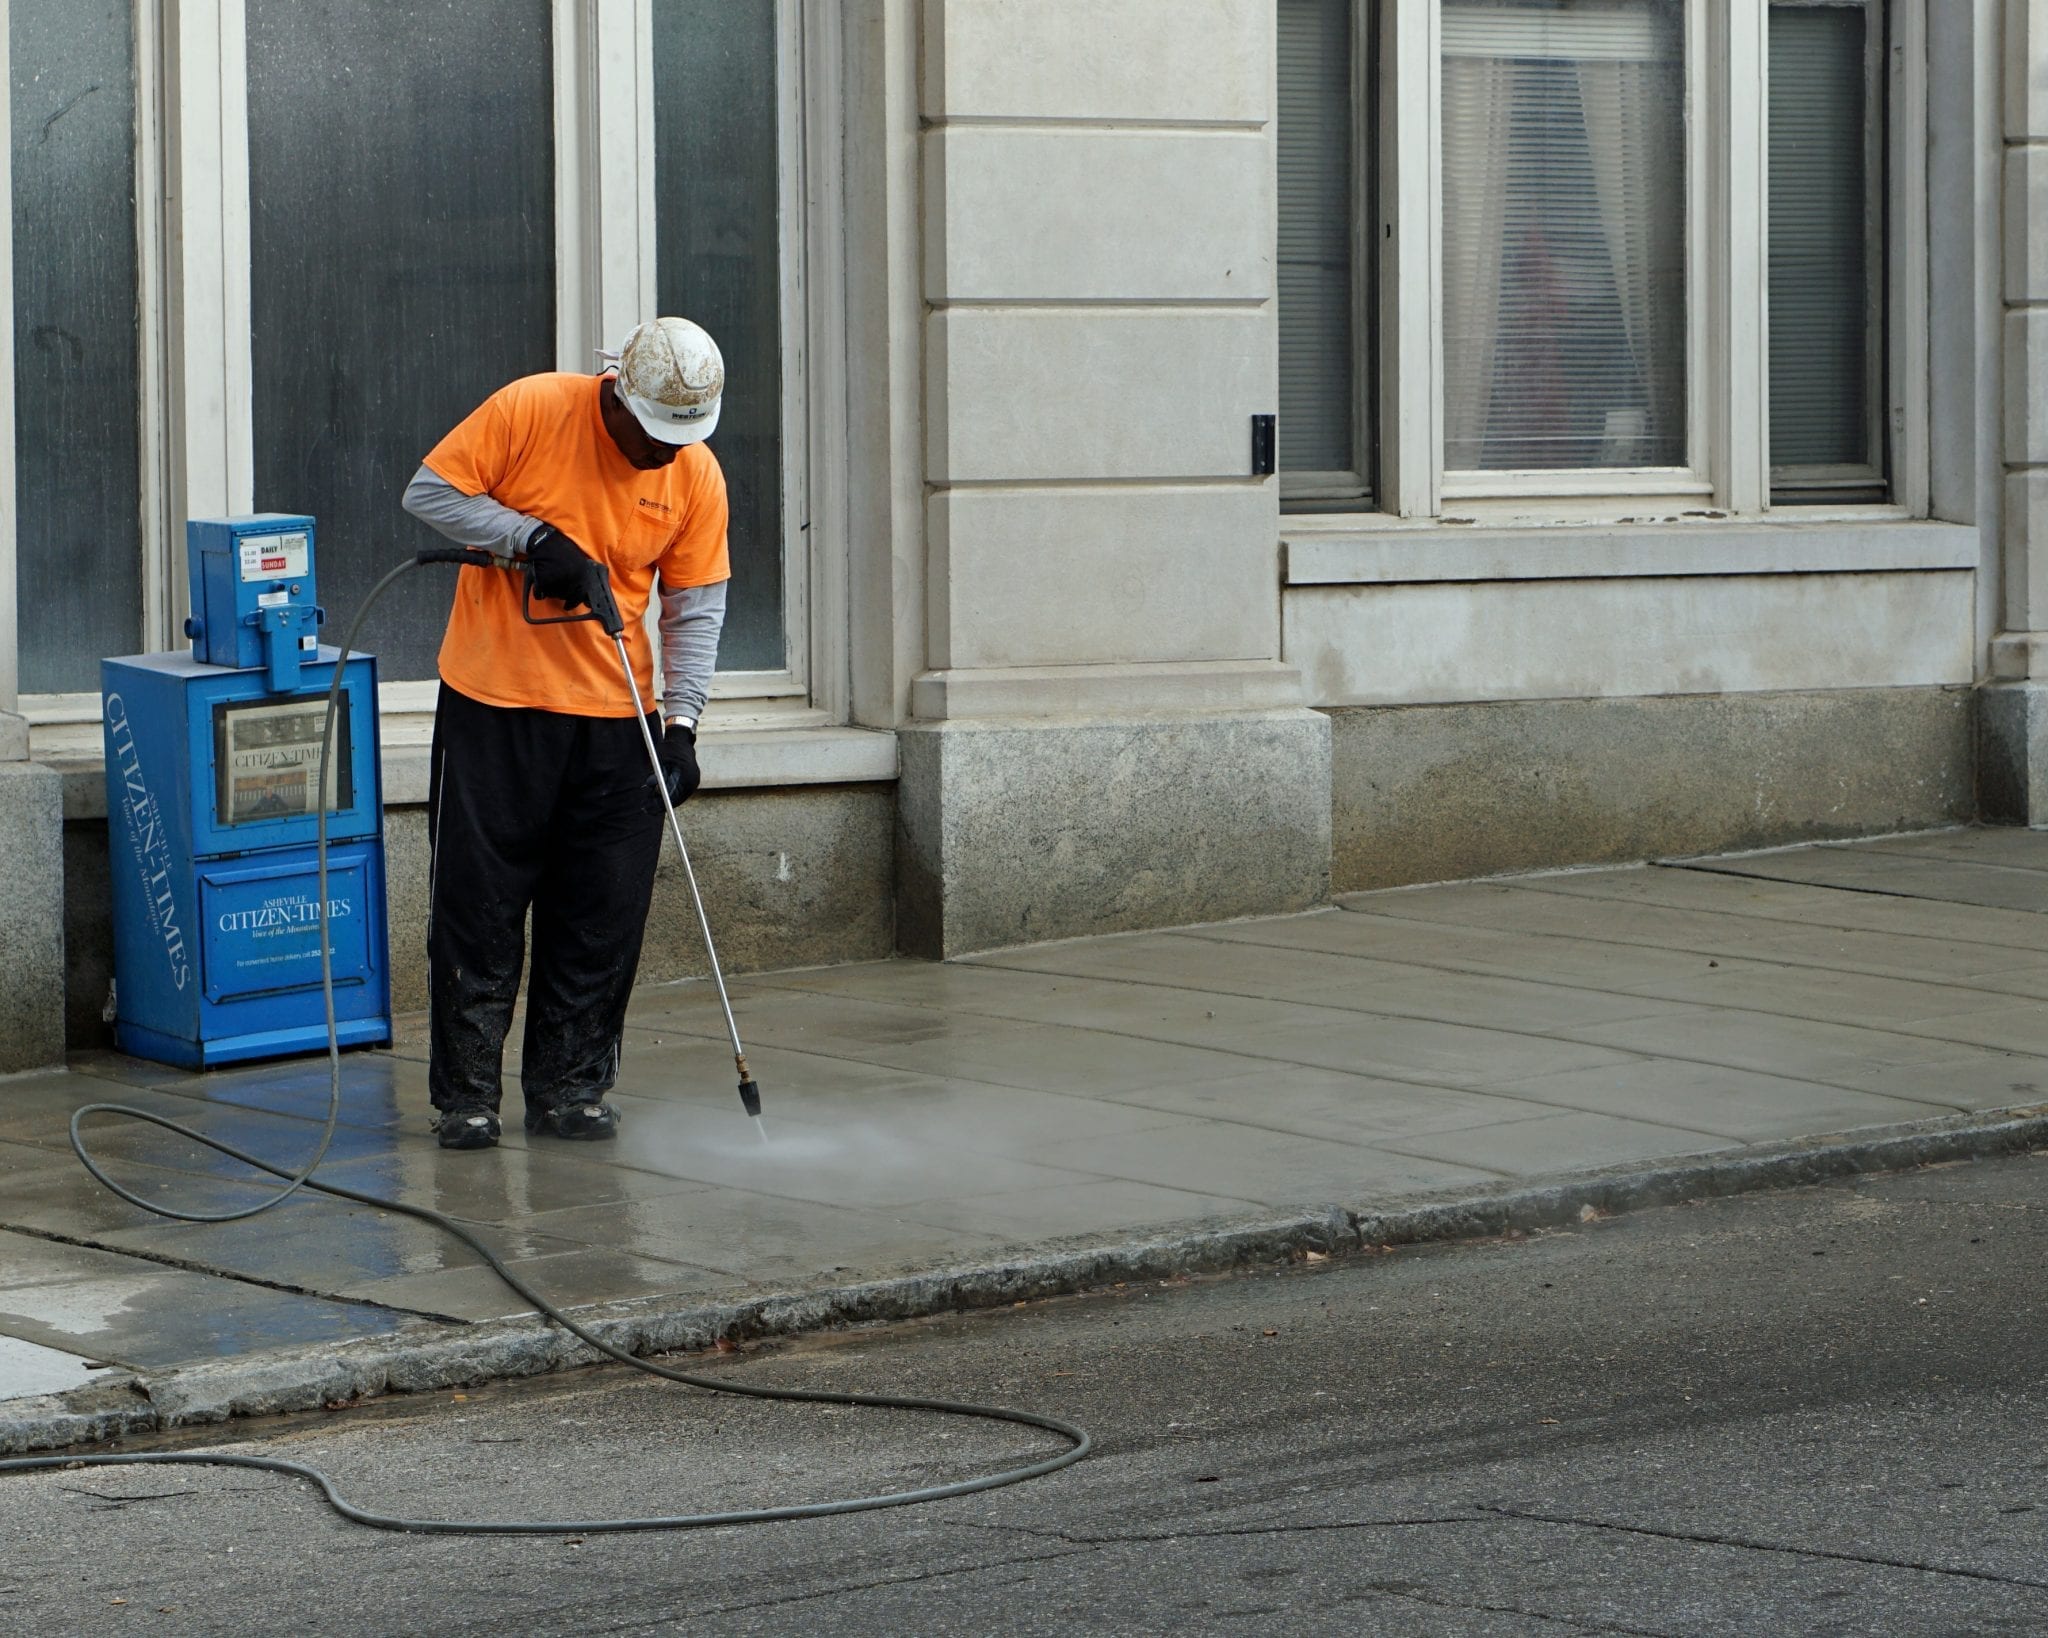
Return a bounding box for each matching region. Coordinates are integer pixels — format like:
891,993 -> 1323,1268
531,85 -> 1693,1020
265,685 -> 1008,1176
524,524 -> 594,609
652,721 -> 700,806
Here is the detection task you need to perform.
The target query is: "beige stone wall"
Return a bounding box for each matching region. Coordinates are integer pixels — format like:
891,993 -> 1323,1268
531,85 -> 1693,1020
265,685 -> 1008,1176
2009,0 -> 2048,652
895,1 -> 1333,956
1289,572 -> 1978,707
918,0 -> 1289,710
1983,0 -> 2048,819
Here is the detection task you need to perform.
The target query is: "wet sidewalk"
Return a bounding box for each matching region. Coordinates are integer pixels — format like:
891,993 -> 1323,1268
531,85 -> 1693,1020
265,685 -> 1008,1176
3,827 -> 2046,1415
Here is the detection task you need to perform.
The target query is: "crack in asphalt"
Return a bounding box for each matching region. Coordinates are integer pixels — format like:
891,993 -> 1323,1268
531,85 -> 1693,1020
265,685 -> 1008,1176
571,1517 -> 1676,1636
574,1514 -> 1680,1636
567,1543 -> 1099,1631
551,1515 -> 1490,1629
948,1511 -> 1491,1548
1336,1579 -> 1682,1637
55,1485 -> 196,1505
951,1515 -> 1697,1632
1482,1504 -> 2048,1592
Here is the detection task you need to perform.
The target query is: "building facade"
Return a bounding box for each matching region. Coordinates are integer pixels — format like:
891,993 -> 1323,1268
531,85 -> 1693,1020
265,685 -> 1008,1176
0,0 -> 2039,1070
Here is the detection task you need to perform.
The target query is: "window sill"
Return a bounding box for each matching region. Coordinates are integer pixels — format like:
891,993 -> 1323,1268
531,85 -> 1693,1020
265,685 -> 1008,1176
21,668 -> 813,730
1282,515 -> 1980,587
373,721 -> 897,806
40,712 -> 897,820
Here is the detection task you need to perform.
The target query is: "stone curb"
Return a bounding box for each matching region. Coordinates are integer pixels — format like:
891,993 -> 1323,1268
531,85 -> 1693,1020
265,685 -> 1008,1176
4,1102 -> 2045,1456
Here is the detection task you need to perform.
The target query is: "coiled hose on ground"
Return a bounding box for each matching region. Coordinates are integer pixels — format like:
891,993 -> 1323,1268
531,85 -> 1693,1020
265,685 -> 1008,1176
0,555 -> 1091,1531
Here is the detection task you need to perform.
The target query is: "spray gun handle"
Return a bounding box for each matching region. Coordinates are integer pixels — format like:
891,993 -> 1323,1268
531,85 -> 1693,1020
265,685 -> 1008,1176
578,559 -> 627,639
517,561 -> 626,638
413,544 -> 625,639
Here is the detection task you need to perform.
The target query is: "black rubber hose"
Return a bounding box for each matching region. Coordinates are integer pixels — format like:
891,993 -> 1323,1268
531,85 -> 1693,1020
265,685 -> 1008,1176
1,554 -> 1091,1532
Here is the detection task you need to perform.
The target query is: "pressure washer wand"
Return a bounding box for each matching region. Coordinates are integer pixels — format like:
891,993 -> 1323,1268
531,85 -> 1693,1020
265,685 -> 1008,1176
421,545 -> 764,1120
611,625 -> 764,1121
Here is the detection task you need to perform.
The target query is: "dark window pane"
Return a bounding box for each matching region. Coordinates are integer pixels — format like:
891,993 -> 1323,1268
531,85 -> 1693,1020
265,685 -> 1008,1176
10,0 -> 140,692
1769,2 -> 1884,496
653,0 -> 786,672
247,0 -> 556,682
1277,0 -> 1367,495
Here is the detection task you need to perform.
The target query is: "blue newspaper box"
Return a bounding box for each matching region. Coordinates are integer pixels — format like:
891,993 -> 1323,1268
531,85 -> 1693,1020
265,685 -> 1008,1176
101,517 -> 391,1067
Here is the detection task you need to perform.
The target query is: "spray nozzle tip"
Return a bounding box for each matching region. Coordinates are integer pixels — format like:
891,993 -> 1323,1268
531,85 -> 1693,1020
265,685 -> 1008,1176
737,1079 -> 763,1118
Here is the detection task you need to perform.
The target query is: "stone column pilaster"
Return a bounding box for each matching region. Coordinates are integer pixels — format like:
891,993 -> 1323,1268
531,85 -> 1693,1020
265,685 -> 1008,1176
899,0 -> 1331,954
1986,0 -> 2048,821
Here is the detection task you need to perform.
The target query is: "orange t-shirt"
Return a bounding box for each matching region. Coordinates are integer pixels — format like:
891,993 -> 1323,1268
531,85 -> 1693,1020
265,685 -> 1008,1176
423,372 -> 730,717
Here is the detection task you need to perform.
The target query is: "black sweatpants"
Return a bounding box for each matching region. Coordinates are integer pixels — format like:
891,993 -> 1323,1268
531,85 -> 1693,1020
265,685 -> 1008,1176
426,684 -> 665,1116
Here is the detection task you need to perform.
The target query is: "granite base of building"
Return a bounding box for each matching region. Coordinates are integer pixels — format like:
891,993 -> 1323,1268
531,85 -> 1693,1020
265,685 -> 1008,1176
0,761 -> 66,1071
896,709 -> 1333,958
1979,680 -> 2048,827
1327,686 -> 1979,892
61,784 -> 897,1052
635,784 -> 897,984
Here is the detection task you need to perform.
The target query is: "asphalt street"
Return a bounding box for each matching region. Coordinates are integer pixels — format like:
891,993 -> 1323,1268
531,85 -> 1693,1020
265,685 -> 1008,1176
5,1152 -> 2046,1636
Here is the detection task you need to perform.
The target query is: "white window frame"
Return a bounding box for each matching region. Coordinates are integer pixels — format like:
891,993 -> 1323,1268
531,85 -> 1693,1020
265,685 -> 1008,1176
1435,0 -> 1713,504
16,0 -> 847,743
1324,0 -> 1932,527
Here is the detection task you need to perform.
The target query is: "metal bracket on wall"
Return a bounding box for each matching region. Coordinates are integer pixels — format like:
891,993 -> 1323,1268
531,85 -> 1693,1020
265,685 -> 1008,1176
1251,414 -> 1276,477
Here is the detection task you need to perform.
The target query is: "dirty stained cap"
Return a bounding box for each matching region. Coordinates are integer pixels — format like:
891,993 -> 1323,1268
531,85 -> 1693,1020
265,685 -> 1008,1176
605,316 -> 723,446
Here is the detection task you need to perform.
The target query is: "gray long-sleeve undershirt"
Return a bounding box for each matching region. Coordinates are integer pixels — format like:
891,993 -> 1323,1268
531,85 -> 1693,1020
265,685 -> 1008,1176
401,464 -> 727,722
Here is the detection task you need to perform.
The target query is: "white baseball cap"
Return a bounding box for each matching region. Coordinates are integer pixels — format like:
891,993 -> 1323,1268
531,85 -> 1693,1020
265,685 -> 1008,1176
602,317 -> 723,445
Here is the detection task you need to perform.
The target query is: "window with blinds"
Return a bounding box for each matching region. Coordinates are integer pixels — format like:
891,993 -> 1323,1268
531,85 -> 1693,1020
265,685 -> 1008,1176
1441,0 -> 1687,475
1277,0 -> 1373,507
1768,0 -> 1887,502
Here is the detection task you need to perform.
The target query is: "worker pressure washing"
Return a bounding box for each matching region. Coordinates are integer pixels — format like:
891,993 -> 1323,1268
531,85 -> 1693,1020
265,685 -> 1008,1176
401,317 -> 730,1151
27,326 -> 1083,1536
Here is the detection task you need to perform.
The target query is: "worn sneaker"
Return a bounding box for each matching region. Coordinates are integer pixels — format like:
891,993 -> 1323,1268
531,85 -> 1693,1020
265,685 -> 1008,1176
525,1100 -> 622,1141
433,1107 -> 501,1150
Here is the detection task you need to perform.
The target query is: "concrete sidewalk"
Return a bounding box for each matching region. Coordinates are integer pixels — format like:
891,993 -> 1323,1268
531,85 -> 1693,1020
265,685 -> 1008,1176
3,827 -> 2046,1443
